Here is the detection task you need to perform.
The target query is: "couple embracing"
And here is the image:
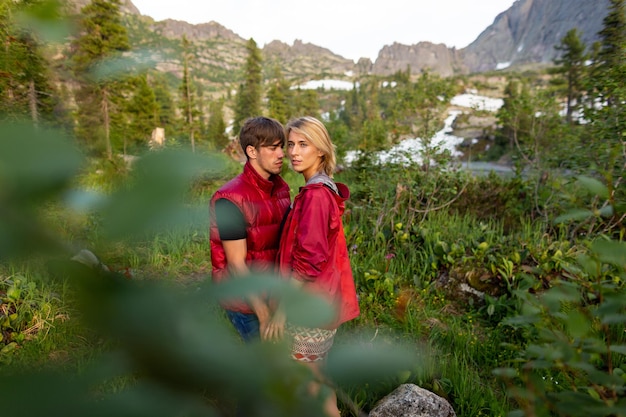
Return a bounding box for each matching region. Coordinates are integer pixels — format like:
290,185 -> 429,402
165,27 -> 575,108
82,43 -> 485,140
209,116 -> 360,417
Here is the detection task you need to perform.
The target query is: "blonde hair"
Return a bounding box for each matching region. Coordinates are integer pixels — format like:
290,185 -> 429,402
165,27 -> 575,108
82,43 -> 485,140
285,116 -> 336,177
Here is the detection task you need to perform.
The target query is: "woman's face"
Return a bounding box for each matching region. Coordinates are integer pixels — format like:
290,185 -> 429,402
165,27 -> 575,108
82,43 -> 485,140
287,131 -> 323,181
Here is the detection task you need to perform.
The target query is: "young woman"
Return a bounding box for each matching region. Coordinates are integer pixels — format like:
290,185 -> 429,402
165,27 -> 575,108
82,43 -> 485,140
265,116 -> 360,417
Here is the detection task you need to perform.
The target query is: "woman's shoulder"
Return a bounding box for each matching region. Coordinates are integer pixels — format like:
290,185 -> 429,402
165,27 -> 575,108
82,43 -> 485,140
300,181 -> 349,199
300,182 -> 336,198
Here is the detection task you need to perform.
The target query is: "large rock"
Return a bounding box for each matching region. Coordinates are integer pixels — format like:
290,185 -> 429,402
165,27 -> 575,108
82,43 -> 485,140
371,42 -> 464,77
263,39 -> 355,79
369,384 -> 456,417
63,0 -> 612,79
463,0 -> 610,73
156,19 -> 242,42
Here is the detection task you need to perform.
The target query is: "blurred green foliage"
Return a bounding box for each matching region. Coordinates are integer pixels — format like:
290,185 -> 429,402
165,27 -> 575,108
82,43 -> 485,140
0,118 -> 419,416
1,1 -> 625,416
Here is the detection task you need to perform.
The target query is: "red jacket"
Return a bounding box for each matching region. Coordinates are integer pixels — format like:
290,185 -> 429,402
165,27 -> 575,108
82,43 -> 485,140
210,162 -> 291,313
277,180 -> 360,328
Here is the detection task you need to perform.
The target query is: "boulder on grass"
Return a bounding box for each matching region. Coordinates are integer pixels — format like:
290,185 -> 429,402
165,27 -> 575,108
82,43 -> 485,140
369,384 -> 456,417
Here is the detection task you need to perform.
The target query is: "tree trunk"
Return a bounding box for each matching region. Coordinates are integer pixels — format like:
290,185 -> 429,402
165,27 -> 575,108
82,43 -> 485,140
566,69 -> 574,124
29,79 -> 39,127
102,87 -> 112,160
185,68 -> 195,153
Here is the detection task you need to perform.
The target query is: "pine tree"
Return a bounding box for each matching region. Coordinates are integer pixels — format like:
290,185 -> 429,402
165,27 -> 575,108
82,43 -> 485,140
359,80 -> 387,151
387,71 -> 421,137
126,74 -> 158,153
340,82 -> 365,130
597,0 -> 626,71
588,0 -> 626,106
293,88 -> 320,119
0,0 -> 58,125
232,38 -> 262,134
413,72 -> 455,142
551,28 -> 587,124
497,78 -> 563,170
71,0 -> 131,160
584,0 -> 625,162
266,64 -> 292,124
178,35 -> 203,152
497,79 -> 534,153
151,73 -> 175,131
388,71 -> 454,142
207,98 -> 228,150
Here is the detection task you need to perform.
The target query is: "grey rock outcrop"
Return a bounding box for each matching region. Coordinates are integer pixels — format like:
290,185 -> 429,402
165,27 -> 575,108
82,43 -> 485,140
369,384 -> 456,417
356,57 -> 374,75
62,0 -> 613,80
371,0 -> 610,76
372,42 -> 464,77
155,19 -> 242,42
463,0 -> 611,73
263,39 -> 355,79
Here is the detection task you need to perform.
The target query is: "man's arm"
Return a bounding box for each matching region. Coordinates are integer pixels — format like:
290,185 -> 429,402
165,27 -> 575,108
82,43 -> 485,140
220,225 -> 272,339
222,238 -> 248,276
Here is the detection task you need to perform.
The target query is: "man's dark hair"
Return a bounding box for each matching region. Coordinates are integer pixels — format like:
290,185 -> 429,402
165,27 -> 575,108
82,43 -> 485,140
239,117 -> 285,159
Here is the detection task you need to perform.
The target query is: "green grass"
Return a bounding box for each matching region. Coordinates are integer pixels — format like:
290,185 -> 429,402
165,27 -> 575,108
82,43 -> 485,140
2,257 -> 513,415
0,263 -> 94,369
2,178 -> 521,416
2,150 -> 624,417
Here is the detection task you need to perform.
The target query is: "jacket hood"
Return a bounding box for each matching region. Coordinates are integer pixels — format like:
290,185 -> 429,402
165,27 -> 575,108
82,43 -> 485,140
305,173 -> 350,202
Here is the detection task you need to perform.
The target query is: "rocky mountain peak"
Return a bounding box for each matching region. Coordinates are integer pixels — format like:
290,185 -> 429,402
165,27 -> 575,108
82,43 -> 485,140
62,0 -> 613,80
262,39 -> 355,79
372,41 -> 464,77
155,19 -> 242,42
371,0 -> 610,76
463,0 -> 610,72
263,39 -> 351,61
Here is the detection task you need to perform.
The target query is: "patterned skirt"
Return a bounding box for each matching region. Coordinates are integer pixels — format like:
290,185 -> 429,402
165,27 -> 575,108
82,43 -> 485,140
287,324 -> 337,362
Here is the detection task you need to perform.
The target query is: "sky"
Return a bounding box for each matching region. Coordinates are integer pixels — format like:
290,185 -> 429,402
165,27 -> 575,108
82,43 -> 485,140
129,0 -> 518,62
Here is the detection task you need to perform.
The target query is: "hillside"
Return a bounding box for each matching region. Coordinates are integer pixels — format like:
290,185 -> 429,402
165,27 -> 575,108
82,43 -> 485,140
371,0 -> 610,75
122,15 -> 249,94
63,0 -> 612,89
122,14 -> 352,96
462,0 -> 611,72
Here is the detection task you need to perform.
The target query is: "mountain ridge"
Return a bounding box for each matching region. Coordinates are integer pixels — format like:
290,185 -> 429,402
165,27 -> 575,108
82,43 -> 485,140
462,0 -> 610,72
65,0 -> 610,84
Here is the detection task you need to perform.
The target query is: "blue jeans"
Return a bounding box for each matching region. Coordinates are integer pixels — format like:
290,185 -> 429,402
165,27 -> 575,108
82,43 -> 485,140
225,310 -> 260,342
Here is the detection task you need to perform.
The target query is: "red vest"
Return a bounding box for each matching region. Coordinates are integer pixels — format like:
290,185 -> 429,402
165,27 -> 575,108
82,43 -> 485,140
210,162 -> 291,313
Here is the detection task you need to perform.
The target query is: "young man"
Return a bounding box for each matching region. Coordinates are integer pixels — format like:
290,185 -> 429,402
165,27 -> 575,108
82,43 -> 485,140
209,116 -> 291,342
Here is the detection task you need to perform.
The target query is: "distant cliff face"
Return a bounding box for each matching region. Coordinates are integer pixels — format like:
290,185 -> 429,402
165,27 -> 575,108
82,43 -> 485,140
262,40 -> 355,79
61,0 -> 350,92
372,42 -> 464,77
462,0 -> 610,73
155,19 -> 242,42
369,0 -> 610,75
143,19 -> 248,86
63,0 -> 612,82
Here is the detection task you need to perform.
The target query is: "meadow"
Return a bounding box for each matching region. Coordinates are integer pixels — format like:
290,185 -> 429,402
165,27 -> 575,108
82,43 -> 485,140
1,121 -> 624,417
1,0 -> 625,415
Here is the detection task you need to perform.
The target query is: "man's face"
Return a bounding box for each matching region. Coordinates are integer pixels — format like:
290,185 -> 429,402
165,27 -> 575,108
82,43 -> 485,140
249,139 -> 284,179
